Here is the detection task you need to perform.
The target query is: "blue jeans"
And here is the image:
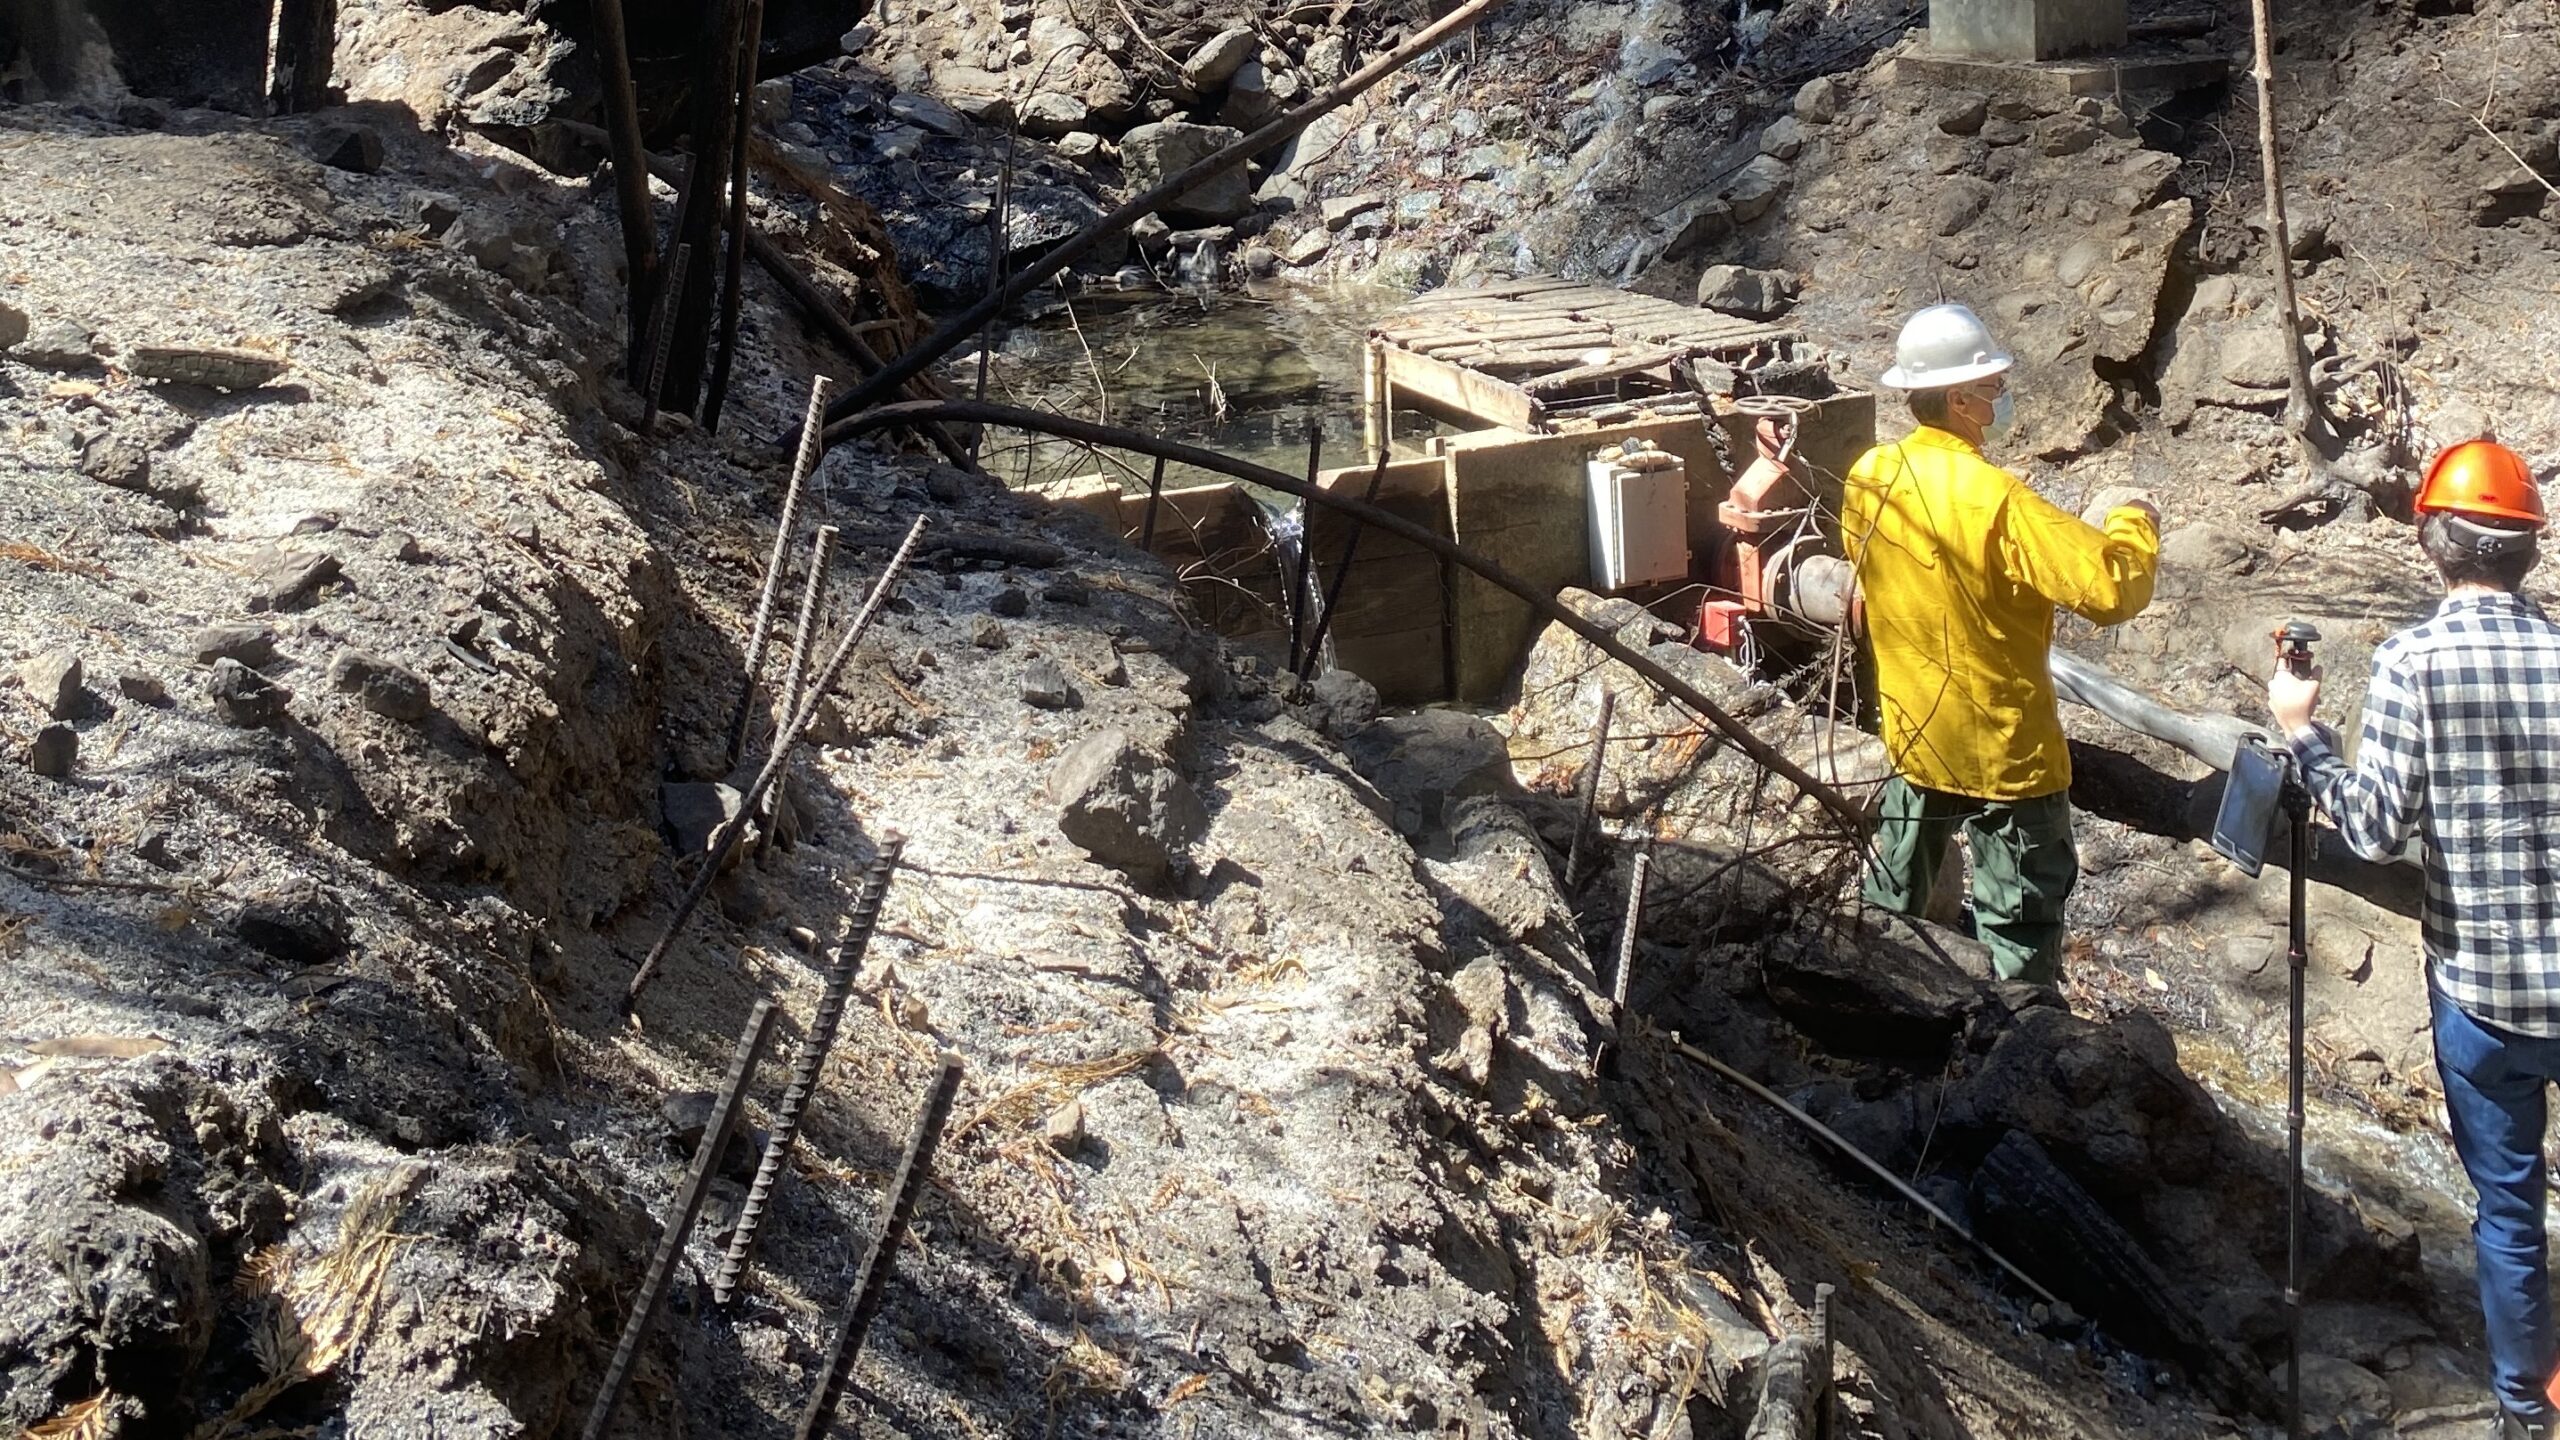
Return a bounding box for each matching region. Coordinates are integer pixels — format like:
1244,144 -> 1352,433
2434,983 -> 2560,1423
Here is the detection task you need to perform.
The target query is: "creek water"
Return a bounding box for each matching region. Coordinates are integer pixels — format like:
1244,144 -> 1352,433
969,279 -> 1447,499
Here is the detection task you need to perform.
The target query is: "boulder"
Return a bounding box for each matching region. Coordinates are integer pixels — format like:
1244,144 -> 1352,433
1018,90 -> 1089,137
1759,912 -> 1988,1058
1722,154 -> 1792,224
1321,193 -> 1387,231
28,724 -> 75,779
1695,264 -> 1797,320
931,66 -> 1013,125
1757,115 -> 1805,162
125,343 -> 286,391
889,91 -> 969,138
1793,75 -> 1841,125
1942,1005 -> 2223,1190
307,123 -> 383,174
194,624 -> 277,667
0,298 -> 26,353
1047,728 -> 1207,885
1660,198 -> 1733,259
660,782 -> 745,863
1217,59 -> 1277,128
1182,27 -> 1257,90
2219,325 -> 2294,390
2160,524 -> 2257,576
233,880 -> 348,964
15,319 -> 99,370
1283,229 -> 1331,266
1930,177 -> 1995,237
1021,659 -> 1080,711
1935,93 -> 1989,137
1121,121 -> 1253,224
244,548 -> 343,612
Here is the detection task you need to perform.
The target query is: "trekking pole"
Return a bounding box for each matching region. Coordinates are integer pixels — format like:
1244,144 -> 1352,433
2275,619 -> 2319,1440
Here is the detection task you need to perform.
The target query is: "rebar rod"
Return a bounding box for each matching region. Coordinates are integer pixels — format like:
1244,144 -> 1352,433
1814,1282 -> 1837,1440
818,0 -> 1502,429
1297,445 -> 1391,683
714,835 -> 905,1308
703,0 -> 773,434
774,524 -> 839,749
582,999 -> 779,1440
1563,689 -> 1616,889
589,0 -> 657,366
793,1051 -> 965,1440
818,400 -> 1866,832
1138,455 -> 1168,550
1284,421 -> 1323,676
627,515 -> 928,1010
726,374 -> 833,766
642,241 -> 692,432
1612,843 -> 1650,1011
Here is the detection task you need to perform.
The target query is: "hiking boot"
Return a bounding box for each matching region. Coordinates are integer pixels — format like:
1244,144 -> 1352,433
2501,1408 -> 2558,1440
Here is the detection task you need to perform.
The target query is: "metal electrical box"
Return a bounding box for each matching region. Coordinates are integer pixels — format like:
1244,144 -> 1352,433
1585,440 -> 1690,592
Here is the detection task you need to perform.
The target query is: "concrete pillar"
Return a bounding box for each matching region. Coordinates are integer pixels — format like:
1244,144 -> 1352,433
1929,0 -> 2126,61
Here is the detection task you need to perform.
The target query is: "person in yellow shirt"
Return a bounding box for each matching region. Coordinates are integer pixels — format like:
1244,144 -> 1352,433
1841,303 -> 2161,983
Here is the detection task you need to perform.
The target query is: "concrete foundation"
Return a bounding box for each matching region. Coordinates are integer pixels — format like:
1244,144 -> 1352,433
1929,0 -> 2125,61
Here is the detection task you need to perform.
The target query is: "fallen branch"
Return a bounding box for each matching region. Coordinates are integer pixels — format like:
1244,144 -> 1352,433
825,399 -> 1866,831
820,0 -> 1505,429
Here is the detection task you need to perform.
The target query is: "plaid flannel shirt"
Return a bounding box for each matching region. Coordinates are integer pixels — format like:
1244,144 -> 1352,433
2289,591 -> 2560,1037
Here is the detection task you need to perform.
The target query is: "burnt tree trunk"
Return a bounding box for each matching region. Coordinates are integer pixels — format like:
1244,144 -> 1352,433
654,0 -> 751,416
268,0 -> 336,113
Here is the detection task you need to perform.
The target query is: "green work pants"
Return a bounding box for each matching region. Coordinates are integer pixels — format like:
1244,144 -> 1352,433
1862,775 -> 2079,985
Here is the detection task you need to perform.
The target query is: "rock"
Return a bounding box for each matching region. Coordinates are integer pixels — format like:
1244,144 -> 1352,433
1055,131 -> 1111,166
889,91 -> 968,138
76,432 -> 151,492
0,299 -> 27,352
931,66 -> 1013,125
2278,1355 -> 2393,1439
2160,524 -> 2257,576
328,651 -> 431,723
1943,1005 -> 2222,1190
660,1091 -> 759,1179
207,659 -> 289,726
2034,114 -> 2100,157
2077,486 -> 2156,529
2219,326 -> 2294,390
1395,193 -> 1441,224
988,587 -> 1031,619
752,77 -> 792,126
1794,75 -> 1841,124
20,650 -> 83,719
1047,728 -> 1208,885
1758,115 -> 1805,162
1217,59 -> 1277,128
1936,94 -> 1989,137
1121,121 -> 1253,224
16,318 -> 99,369
1661,198 -> 1734,259
660,782 -> 744,860
1183,27 -> 1257,90
1042,1098 -> 1087,1155
1021,659 -> 1080,711
245,548 -> 342,612
1302,669 -> 1379,738
1239,243 -> 1281,277
233,881 -> 348,964
839,21 -> 878,55
1760,913 -> 1987,1057
307,123 -> 383,174
1695,264 -> 1798,320
970,616 -> 1009,650
1722,154 -> 1792,224
1131,213 -> 1172,255
1019,91 -> 1089,137
126,343 -> 287,391
194,624 -> 278,667
1322,193 -> 1388,231
1930,177 -> 1995,237
2055,239 -> 2106,288
117,672 -> 169,706
28,724 -> 75,778
1283,229 -> 1332,266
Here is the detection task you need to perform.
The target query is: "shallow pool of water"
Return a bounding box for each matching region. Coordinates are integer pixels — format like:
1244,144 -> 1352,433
968,280 -> 1450,498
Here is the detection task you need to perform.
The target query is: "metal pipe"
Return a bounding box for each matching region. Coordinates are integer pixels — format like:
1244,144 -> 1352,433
714,835 -> 905,1307
627,515 -> 927,1010
726,374 -> 833,767
794,1051 -> 965,1440
582,999 -> 779,1440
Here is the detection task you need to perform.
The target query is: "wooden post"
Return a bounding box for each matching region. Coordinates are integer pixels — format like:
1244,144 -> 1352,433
589,0 -> 659,371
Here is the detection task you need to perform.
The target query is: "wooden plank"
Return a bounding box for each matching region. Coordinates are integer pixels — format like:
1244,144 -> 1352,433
1380,345 -> 1540,431
1521,350 -> 1684,394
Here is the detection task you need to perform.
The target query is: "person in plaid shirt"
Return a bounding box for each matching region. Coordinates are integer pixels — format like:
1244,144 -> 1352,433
2268,440 -> 2558,1440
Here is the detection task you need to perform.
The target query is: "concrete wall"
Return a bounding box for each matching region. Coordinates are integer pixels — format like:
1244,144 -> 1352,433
1930,0 -> 2126,60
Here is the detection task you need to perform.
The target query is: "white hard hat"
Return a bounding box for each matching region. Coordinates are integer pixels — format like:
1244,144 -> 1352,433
1878,303 -> 2014,390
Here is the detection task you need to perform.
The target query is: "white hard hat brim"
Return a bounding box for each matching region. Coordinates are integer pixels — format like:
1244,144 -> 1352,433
1878,354 -> 2015,390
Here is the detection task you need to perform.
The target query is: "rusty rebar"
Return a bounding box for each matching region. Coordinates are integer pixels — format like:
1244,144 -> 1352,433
774,524 -> 839,752
1814,1282 -> 1837,1440
793,1051 -> 964,1440
627,514 -> 927,1010
1297,443 -> 1390,683
642,240 -> 693,432
702,0 -> 771,434
1138,455 -> 1168,550
1612,843 -> 1650,1012
713,834 -> 904,1309
1563,689 -> 1616,890
726,374 -> 834,766
581,999 -> 779,1440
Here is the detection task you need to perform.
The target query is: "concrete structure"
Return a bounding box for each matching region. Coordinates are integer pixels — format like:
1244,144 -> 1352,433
1929,0 -> 2126,62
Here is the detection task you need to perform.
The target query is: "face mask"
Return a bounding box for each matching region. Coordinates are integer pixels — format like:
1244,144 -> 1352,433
1985,388 -> 2015,441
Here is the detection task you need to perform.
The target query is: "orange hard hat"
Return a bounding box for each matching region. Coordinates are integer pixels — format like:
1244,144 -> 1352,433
2415,440 -> 2545,527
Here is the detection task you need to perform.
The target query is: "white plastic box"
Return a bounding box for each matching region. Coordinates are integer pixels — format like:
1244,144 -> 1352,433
1584,444 -> 1690,592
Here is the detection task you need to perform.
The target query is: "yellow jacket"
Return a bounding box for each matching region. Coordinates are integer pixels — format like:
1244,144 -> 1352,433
1841,426 -> 2159,800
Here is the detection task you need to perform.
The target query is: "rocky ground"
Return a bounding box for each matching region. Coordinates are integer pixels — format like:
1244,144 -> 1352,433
5,0 -> 2558,1436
